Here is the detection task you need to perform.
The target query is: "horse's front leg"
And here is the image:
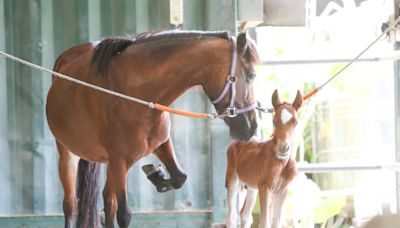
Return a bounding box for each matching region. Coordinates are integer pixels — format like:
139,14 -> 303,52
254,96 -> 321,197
259,185 -> 272,228
271,188 -> 288,228
103,159 -> 132,228
56,141 -> 79,228
240,187 -> 258,228
150,138 -> 187,190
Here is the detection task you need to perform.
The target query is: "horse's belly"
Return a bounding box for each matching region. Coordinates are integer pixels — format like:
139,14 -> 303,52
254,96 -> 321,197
46,84 -> 109,163
47,117 -> 110,163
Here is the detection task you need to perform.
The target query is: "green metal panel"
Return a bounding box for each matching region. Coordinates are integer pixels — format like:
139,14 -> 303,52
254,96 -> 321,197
0,0 -> 10,215
0,0 -> 240,226
0,211 -> 211,228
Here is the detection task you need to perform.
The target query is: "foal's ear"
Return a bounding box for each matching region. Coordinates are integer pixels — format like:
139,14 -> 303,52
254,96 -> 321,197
292,90 -> 303,111
237,32 -> 248,54
272,89 -> 282,109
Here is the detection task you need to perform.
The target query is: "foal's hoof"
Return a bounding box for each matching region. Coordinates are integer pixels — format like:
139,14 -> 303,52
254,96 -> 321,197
142,164 -> 173,193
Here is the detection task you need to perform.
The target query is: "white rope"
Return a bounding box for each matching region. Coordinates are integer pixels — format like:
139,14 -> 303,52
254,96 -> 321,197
318,15 -> 400,90
0,50 -> 155,108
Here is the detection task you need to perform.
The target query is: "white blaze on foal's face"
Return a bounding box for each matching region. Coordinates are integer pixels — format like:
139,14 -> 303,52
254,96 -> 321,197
280,108 -> 293,125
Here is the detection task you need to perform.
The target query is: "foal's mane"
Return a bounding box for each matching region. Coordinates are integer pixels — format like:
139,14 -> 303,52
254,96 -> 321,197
91,30 -> 259,76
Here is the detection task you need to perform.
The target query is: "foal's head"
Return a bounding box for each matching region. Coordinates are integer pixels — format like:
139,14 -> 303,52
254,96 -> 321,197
212,33 -> 260,141
271,90 -> 303,159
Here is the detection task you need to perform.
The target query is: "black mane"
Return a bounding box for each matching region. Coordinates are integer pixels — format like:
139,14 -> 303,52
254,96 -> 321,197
91,30 -> 232,76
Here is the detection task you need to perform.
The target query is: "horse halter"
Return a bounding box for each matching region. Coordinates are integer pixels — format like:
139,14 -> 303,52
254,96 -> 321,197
211,36 -> 257,118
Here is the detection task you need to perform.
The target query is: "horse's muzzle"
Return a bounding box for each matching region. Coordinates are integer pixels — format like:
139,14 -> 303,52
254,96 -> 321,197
226,113 -> 257,141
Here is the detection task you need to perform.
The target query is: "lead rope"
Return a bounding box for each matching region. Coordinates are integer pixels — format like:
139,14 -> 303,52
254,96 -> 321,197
0,49 -> 220,119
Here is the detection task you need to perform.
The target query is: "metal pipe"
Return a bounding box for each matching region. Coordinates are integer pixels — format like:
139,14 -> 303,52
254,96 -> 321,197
262,50 -> 400,65
297,163 -> 400,173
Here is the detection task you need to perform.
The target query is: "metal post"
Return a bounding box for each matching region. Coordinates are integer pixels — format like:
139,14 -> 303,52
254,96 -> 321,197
394,1 -> 400,213
206,0 -> 237,225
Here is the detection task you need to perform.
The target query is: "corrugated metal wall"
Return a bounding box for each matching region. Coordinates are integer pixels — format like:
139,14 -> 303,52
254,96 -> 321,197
0,0 -> 238,226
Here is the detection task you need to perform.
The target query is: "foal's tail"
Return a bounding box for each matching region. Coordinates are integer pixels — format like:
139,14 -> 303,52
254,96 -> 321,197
76,159 -> 101,228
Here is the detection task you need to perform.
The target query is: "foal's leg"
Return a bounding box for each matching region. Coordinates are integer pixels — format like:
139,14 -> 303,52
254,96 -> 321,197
225,149 -> 242,227
271,188 -> 288,228
240,187 -> 258,228
104,159 -> 132,228
226,177 -> 241,228
56,141 -> 79,228
153,138 -> 187,189
259,185 -> 272,228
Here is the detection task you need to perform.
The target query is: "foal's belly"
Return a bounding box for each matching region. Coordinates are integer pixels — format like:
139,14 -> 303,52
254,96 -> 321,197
236,155 -> 260,188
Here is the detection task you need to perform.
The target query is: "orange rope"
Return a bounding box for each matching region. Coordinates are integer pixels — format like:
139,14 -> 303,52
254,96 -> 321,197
154,103 -> 211,118
303,88 -> 319,101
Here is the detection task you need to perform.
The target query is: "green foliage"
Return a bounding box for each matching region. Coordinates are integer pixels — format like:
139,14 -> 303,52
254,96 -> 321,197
314,196 -> 346,224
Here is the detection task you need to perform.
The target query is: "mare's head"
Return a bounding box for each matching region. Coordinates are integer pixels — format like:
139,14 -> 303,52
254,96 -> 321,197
271,90 -> 303,159
209,32 -> 260,141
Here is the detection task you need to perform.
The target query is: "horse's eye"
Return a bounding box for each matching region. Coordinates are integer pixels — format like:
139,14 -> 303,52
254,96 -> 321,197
247,72 -> 256,81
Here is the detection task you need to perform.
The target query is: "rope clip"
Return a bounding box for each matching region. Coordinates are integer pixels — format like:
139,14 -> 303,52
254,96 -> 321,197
225,106 -> 237,118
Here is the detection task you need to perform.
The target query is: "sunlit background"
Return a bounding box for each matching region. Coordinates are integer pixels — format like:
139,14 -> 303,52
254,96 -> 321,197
252,0 -> 397,227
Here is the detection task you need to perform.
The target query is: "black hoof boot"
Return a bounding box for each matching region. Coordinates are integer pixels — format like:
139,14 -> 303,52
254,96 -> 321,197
171,172 -> 187,189
142,164 -> 173,193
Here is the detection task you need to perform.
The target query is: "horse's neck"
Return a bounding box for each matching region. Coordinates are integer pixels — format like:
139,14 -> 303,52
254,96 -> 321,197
141,39 -> 230,107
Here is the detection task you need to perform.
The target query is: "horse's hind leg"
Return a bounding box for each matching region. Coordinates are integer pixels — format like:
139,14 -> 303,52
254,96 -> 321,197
103,179 -> 117,228
56,141 -> 79,228
104,159 -> 132,228
152,138 -> 187,189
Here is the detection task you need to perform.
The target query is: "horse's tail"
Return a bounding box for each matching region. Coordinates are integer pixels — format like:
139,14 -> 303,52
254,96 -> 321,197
76,159 -> 101,228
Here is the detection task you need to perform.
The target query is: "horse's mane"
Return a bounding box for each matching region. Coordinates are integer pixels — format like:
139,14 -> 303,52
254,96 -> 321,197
91,30 -> 259,76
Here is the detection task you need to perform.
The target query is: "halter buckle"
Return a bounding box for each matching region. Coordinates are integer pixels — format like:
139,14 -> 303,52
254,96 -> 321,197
226,106 -> 237,118
226,74 -> 237,82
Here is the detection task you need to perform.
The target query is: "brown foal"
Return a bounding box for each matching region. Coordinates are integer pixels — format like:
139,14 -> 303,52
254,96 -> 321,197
225,90 -> 303,228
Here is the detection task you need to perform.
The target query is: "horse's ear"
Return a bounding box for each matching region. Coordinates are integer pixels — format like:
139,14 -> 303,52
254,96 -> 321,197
292,90 -> 303,111
272,89 -> 281,109
237,32 -> 248,54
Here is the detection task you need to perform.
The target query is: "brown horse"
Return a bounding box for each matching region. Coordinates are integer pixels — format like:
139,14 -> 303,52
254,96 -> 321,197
46,30 -> 260,228
225,90 -> 303,228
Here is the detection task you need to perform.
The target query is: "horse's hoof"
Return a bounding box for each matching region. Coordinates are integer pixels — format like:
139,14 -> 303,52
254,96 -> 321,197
142,164 -> 173,192
171,172 -> 187,189
141,164 -> 159,175
157,185 -> 174,192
